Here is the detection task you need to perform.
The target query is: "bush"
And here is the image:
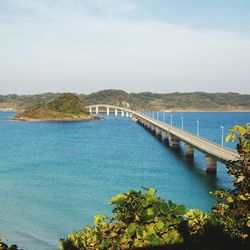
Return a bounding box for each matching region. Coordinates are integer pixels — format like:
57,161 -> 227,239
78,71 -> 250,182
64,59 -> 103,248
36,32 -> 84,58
59,188 -> 186,250
210,124 -> 250,239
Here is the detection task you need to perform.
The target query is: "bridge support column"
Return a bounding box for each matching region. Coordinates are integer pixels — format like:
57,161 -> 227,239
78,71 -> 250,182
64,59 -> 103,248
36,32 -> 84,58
151,124 -> 155,132
155,127 -> 161,136
129,113 -> 132,118
121,110 -> 124,117
126,112 -> 129,117
161,131 -> 168,141
205,156 -> 217,173
96,106 -> 99,115
107,107 -> 109,116
185,144 -> 194,158
169,135 -> 180,147
147,122 -> 151,129
115,109 -> 118,116
89,107 -> 92,114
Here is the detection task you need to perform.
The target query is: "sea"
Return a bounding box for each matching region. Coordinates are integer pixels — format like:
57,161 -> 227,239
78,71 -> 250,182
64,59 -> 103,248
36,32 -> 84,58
0,111 -> 249,249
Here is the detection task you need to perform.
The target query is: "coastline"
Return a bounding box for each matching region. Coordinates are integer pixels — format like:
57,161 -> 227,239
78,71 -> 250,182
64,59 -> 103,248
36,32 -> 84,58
12,116 -> 99,122
2,108 -> 250,113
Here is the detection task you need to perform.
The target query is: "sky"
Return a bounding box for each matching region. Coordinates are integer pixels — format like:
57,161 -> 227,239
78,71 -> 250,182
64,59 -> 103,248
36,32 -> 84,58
0,0 -> 250,94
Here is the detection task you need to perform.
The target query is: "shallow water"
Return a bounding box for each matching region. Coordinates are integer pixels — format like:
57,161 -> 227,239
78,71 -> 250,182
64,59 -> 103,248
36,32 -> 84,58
0,111 -> 249,249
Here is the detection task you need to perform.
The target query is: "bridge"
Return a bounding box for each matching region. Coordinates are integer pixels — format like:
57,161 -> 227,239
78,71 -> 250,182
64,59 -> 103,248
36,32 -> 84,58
86,104 -> 240,174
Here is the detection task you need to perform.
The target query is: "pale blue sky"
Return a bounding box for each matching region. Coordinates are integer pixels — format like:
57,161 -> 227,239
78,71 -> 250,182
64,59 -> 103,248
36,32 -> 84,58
0,0 -> 250,94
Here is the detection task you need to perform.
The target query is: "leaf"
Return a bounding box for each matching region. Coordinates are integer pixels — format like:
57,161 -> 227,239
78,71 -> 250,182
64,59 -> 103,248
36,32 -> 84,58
141,199 -> 148,208
247,219 -> 250,228
147,188 -> 157,197
128,223 -> 136,236
94,214 -> 106,225
174,205 -> 186,216
236,175 -> 245,183
136,226 -> 143,238
231,134 -> 236,142
145,194 -> 157,205
226,197 -> 234,203
239,195 -> 248,201
155,221 -> 165,230
148,234 -> 161,246
160,203 -> 169,214
146,223 -> 156,234
147,207 -> 156,217
145,207 -> 157,222
109,193 -> 127,205
225,134 -> 231,143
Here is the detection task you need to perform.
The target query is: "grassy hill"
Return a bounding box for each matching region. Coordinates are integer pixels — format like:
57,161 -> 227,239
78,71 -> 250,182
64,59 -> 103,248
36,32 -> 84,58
14,93 -> 95,121
1,90 -> 250,112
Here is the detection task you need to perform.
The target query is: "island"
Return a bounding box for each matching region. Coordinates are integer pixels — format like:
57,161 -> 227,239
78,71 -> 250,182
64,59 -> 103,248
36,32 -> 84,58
13,93 -> 97,121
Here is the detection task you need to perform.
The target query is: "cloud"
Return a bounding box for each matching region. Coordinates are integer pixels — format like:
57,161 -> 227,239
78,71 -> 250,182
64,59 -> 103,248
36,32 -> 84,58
0,0 -> 250,94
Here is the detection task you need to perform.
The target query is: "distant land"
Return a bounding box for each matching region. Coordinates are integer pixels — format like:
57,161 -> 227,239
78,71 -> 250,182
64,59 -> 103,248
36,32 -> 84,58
0,90 -> 250,112
13,93 -> 95,121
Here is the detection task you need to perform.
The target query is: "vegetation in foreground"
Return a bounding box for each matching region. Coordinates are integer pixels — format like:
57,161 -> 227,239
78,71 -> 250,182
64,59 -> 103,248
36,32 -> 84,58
60,124 -> 250,250
13,93 -> 95,121
0,236 -> 18,250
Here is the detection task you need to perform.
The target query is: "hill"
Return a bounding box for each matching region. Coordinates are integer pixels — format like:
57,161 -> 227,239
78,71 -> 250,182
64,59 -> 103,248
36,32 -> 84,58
13,93 -> 95,121
1,90 -> 250,112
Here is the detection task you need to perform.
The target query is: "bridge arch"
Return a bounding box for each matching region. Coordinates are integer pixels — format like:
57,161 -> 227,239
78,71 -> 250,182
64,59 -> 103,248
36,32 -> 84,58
86,104 -> 136,117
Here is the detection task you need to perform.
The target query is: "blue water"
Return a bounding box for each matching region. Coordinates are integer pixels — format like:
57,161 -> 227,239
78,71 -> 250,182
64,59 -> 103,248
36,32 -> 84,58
0,111 -> 249,249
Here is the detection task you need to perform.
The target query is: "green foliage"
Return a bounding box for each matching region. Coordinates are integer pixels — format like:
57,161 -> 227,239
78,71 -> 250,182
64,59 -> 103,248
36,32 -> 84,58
14,93 -> 93,121
45,93 -> 88,114
210,124 -> 250,239
0,241 -> 18,250
225,124 -> 250,153
184,209 -> 211,235
60,188 -> 186,249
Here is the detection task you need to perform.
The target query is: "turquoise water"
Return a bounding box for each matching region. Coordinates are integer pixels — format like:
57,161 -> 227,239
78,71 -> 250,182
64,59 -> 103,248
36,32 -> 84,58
0,111 -> 249,249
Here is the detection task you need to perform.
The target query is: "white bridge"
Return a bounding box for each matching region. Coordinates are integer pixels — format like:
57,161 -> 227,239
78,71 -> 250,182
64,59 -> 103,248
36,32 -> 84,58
86,104 -> 240,174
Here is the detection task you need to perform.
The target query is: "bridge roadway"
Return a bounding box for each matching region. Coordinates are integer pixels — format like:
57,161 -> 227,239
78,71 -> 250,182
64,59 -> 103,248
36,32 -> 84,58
86,104 -> 240,173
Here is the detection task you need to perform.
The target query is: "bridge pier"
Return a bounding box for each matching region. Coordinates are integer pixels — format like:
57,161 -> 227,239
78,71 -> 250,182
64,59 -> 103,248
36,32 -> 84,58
96,106 -> 99,115
150,124 -> 155,132
115,109 -> 118,116
169,135 -> 180,147
185,144 -> 194,158
126,112 -> 129,118
89,107 -> 92,114
121,110 -> 124,117
107,107 -> 109,116
205,156 -> 217,173
161,131 -> 168,141
155,127 -> 161,137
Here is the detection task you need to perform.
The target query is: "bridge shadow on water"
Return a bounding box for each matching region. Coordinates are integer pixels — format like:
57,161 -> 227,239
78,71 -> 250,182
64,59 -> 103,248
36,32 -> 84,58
138,123 -> 220,191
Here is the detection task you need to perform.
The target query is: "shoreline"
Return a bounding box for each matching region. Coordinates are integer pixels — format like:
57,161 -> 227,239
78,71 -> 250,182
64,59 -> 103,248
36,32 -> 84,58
12,115 -> 99,122
2,109 -> 250,113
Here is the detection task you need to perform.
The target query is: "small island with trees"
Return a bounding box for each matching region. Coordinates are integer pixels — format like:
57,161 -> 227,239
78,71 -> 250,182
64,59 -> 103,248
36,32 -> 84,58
13,93 -> 97,122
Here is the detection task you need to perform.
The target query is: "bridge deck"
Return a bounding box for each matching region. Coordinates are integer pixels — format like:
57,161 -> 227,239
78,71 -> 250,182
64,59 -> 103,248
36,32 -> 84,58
135,112 -> 239,163
86,105 -> 240,164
